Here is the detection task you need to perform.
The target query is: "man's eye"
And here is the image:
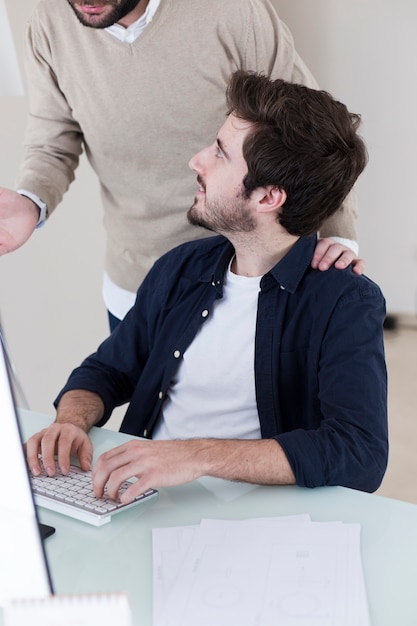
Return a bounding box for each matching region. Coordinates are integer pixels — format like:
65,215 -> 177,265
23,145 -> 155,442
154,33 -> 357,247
215,147 -> 223,158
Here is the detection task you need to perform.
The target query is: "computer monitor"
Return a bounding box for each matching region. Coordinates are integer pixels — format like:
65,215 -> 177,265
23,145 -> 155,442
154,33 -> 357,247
0,328 -> 53,606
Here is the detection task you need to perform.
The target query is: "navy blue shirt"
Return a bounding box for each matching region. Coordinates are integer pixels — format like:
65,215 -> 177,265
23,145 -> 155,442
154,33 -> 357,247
57,235 -> 388,492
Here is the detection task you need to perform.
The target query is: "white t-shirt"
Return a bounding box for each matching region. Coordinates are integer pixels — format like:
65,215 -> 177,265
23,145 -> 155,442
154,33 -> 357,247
152,262 -> 262,441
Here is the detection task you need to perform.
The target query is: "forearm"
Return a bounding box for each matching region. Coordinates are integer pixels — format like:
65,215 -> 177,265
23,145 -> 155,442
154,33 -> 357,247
192,438 -> 296,485
92,437 -> 296,502
55,389 -> 105,433
16,121 -> 80,214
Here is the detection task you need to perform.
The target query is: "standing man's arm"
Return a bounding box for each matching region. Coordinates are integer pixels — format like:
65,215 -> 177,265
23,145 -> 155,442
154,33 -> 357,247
315,187 -> 362,272
248,0 -> 360,266
15,11 -> 84,222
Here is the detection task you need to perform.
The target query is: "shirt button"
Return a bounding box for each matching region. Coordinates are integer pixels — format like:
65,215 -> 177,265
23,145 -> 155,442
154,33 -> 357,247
280,284 -> 286,290
201,309 -> 209,318
173,350 -> 181,358
143,429 -> 148,437
158,391 -> 163,400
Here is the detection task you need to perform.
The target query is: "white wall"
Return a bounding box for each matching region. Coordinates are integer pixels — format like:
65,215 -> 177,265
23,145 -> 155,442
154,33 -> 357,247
273,0 -> 417,315
0,0 -> 416,414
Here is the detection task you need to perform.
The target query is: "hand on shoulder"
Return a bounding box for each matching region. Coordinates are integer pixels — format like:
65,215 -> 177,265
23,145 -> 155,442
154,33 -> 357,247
311,237 -> 365,275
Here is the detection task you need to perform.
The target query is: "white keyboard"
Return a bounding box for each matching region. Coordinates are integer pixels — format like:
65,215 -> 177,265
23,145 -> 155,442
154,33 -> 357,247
31,461 -> 158,526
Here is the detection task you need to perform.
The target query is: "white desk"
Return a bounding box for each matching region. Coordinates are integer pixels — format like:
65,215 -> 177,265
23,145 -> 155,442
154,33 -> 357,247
15,411 -> 417,625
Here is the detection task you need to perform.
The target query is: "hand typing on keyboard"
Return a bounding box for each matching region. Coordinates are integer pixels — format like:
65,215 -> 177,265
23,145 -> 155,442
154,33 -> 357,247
26,422 -> 93,477
25,391 -> 293,505
36,458 -> 122,504
91,438 -> 211,504
31,458 -> 158,525
25,390 -> 104,478
24,392 -> 211,505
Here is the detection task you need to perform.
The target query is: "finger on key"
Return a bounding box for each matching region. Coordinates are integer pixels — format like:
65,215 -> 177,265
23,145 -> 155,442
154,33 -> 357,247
39,424 -> 63,476
25,429 -> 47,476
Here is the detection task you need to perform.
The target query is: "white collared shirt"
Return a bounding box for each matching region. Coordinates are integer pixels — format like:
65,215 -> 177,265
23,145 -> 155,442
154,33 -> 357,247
105,0 -> 160,43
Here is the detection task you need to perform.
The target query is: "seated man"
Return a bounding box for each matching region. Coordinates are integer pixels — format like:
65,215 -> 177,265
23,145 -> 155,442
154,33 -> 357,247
26,71 -> 388,501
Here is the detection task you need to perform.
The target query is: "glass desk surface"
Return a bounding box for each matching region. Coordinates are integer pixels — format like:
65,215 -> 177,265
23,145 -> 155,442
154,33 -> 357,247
6,410 -> 417,626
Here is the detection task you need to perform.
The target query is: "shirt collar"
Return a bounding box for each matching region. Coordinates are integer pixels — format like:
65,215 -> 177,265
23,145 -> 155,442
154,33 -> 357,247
266,234 -> 318,293
197,238 -> 234,295
106,0 -> 161,43
198,234 -> 317,295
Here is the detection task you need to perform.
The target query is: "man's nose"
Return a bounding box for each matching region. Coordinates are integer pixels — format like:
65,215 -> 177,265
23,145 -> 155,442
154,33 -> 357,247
188,145 -> 209,173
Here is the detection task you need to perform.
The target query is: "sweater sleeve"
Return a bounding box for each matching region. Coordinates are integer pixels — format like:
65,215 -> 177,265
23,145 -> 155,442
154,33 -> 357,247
15,16 -> 83,214
243,0 -> 319,87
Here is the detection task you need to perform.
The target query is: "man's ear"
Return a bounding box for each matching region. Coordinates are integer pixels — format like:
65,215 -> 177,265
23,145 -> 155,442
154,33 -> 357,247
255,186 -> 287,214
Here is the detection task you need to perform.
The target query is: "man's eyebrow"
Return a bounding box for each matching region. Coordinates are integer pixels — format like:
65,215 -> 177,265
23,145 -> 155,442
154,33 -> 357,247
216,137 -> 230,160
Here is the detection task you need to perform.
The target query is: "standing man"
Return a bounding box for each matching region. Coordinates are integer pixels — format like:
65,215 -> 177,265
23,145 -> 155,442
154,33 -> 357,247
26,71 -> 388,497
0,0 -> 361,328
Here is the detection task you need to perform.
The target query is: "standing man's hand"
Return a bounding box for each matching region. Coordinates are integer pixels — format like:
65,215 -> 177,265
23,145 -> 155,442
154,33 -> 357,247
0,187 -> 39,254
311,237 -> 365,275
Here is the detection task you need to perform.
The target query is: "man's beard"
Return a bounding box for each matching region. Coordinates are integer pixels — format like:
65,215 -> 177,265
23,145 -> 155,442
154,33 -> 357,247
187,195 -> 255,235
66,0 -> 142,28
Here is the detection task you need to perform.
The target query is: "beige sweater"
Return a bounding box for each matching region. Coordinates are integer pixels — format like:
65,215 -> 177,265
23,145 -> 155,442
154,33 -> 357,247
18,0 -> 358,292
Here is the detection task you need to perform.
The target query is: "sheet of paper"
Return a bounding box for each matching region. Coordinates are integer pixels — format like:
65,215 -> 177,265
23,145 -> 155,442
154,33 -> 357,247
152,514 -> 312,619
153,515 -> 311,624
153,516 -> 370,626
153,524 -> 197,624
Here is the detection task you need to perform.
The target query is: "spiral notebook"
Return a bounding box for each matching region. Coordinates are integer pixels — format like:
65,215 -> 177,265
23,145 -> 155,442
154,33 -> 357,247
4,593 -> 132,626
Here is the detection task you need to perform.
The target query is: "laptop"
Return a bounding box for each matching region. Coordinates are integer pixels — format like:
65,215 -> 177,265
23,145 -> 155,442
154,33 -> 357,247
0,332 -> 53,606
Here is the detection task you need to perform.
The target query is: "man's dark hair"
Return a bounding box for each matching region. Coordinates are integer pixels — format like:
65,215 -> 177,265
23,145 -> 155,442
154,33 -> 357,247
226,71 -> 368,236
